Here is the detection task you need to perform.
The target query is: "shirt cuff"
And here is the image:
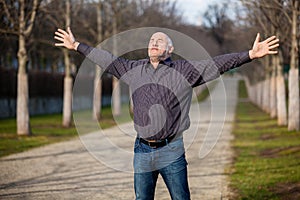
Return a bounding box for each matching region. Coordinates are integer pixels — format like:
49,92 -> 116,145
240,51 -> 252,64
77,43 -> 93,56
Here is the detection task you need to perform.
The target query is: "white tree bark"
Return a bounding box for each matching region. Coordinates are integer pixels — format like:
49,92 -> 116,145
111,9 -> 121,116
17,72 -> 30,135
62,76 -> 73,127
17,31 -> 30,135
287,0 -> 299,131
244,77 -> 255,103
276,56 -> 287,126
277,75 -> 287,126
257,82 -> 263,108
270,68 -> 277,118
16,0 -> 38,135
112,77 -> 121,116
262,58 -> 270,113
253,82 -> 258,105
263,78 -> 270,113
288,67 -> 300,130
93,67 -> 102,120
249,84 -> 255,103
129,88 -> 134,113
93,1 -> 103,121
62,0 -> 73,127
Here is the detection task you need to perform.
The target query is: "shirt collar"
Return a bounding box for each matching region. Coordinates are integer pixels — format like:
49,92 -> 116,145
146,57 -> 173,67
161,57 -> 172,66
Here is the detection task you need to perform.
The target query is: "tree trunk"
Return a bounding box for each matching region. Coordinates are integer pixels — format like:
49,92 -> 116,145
263,78 -> 270,113
256,82 -> 260,106
112,13 -> 121,116
129,88 -> 133,113
62,48 -> 72,127
17,70 -> 31,135
17,1 -> 31,135
288,67 -> 300,130
112,77 -> 121,116
288,1 -> 300,131
270,65 -> 277,118
244,77 -> 255,102
62,0 -> 73,127
93,1 -> 103,121
257,82 -> 263,108
93,67 -> 102,120
252,81 -> 258,105
248,83 -> 255,103
260,81 -> 264,108
262,58 -> 270,113
63,75 -> 73,127
276,56 -> 287,126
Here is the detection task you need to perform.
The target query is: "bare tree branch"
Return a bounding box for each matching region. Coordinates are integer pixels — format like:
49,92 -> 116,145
0,0 -> 15,27
24,0 -> 40,37
0,28 -> 18,35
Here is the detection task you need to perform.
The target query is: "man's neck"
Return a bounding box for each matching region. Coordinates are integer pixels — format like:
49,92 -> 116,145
150,56 -> 160,69
150,60 -> 159,69
150,56 -> 169,69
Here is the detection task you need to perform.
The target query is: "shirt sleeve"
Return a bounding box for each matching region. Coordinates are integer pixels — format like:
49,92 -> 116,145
77,43 -> 136,79
182,51 -> 252,87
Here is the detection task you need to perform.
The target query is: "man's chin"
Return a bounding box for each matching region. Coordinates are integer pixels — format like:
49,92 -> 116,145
150,56 -> 160,62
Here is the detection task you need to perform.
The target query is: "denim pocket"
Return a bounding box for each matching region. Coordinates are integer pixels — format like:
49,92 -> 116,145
166,137 -> 184,151
134,138 -> 141,151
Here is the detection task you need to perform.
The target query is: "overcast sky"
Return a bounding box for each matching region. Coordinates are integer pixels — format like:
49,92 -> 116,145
175,0 -> 239,26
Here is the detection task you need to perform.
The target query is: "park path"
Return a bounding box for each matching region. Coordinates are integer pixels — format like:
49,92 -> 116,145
0,77 -> 239,200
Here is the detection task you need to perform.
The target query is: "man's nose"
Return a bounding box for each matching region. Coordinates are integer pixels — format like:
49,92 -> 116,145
152,40 -> 159,46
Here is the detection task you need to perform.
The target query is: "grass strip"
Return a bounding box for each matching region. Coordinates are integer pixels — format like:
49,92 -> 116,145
0,105 -> 132,157
229,80 -> 300,200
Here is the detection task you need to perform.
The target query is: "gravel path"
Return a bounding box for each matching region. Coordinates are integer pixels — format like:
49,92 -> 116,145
0,77 -> 239,200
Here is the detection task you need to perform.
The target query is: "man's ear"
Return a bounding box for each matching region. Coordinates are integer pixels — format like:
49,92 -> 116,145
168,46 -> 174,54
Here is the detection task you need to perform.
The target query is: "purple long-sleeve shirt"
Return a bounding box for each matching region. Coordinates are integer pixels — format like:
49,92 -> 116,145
77,43 -> 251,140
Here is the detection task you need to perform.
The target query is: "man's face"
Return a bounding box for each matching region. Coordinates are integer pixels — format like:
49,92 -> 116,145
148,32 -> 169,59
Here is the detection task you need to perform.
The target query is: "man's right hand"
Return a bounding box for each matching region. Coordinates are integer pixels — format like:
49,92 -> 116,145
54,27 -> 79,50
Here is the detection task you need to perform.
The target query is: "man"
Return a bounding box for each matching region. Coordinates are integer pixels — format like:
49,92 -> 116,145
54,27 -> 279,200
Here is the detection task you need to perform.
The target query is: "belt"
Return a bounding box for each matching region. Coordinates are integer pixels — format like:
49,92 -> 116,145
139,134 -> 176,148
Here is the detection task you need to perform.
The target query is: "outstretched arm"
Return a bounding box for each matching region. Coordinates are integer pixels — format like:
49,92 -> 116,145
249,33 -> 279,59
54,27 -> 80,50
185,33 -> 279,87
53,27 -> 137,82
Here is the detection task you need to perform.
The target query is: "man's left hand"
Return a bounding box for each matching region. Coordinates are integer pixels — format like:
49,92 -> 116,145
249,33 -> 279,59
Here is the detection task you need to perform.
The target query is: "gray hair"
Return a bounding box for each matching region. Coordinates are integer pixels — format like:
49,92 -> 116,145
165,34 -> 173,54
166,35 -> 173,48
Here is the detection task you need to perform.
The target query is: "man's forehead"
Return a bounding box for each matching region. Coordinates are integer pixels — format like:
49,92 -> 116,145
150,32 -> 168,40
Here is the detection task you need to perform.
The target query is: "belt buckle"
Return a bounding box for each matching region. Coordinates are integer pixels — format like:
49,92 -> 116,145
148,141 -> 157,148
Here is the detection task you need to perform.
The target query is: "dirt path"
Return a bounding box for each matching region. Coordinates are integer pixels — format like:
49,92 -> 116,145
0,77 -> 239,200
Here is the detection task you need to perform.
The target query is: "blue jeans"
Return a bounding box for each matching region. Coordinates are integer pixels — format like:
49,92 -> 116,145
133,137 -> 190,200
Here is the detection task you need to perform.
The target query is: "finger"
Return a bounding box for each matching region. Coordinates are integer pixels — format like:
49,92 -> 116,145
268,50 -> 278,54
268,38 -> 279,46
55,43 -> 65,47
55,31 -> 65,38
54,36 -> 65,42
57,28 -> 68,35
269,43 -> 279,49
67,27 -> 73,36
254,33 -> 260,44
265,36 -> 277,43
67,27 -> 76,43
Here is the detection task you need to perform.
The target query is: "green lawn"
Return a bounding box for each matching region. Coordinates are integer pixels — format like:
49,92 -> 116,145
230,81 -> 300,199
0,105 -> 132,157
